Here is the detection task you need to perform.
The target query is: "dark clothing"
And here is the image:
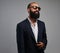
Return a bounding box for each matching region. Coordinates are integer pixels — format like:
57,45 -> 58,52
16,18 -> 47,53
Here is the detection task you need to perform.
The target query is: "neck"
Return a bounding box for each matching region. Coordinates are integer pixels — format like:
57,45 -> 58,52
29,16 -> 37,23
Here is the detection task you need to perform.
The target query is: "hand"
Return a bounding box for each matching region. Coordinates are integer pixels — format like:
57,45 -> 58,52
36,42 -> 44,48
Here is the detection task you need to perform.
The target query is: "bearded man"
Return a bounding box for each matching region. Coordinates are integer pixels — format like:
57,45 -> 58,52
16,2 -> 47,53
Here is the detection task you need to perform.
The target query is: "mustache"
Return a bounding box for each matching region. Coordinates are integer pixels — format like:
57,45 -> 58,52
34,11 -> 39,13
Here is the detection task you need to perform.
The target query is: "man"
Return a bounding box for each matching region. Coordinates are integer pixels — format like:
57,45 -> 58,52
16,2 -> 47,53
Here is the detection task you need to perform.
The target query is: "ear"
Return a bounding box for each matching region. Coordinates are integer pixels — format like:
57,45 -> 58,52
27,8 -> 30,13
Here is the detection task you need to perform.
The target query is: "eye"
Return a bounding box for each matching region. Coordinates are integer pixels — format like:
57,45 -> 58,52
33,6 -> 41,11
29,6 -> 41,11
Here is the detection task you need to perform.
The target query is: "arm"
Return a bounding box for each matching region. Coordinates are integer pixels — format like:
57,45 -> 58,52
41,23 -> 47,50
36,23 -> 47,50
16,24 -> 25,53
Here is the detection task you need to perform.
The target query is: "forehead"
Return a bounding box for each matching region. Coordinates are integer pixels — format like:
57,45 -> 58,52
30,3 -> 39,7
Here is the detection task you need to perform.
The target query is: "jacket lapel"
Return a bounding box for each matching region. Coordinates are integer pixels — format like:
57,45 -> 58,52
26,19 -> 42,42
37,20 -> 42,42
26,19 -> 36,42
37,20 -> 40,42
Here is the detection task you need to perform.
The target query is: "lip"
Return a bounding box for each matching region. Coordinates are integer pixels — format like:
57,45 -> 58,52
35,12 -> 38,14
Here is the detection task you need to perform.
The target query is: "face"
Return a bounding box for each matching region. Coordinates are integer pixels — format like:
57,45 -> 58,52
28,3 -> 41,19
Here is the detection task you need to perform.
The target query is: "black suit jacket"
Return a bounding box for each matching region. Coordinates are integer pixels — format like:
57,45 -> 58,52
16,18 -> 47,53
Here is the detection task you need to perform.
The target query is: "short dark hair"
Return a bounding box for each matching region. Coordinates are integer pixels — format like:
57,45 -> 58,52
27,3 -> 31,9
27,2 -> 38,9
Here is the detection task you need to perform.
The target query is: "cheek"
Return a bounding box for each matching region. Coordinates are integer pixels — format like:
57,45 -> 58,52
30,8 -> 36,12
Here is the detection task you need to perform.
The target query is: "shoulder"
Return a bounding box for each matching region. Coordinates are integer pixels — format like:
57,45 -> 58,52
17,18 -> 27,27
38,20 -> 46,29
38,20 -> 45,25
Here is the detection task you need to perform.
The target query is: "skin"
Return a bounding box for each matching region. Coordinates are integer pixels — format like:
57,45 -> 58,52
27,2 -> 45,48
27,3 -> 39,23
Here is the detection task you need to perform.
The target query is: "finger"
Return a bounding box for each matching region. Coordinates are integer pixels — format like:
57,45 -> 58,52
36,44 -> 41,46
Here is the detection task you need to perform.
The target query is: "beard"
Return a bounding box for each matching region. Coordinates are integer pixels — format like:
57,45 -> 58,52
30,10 -> 40,19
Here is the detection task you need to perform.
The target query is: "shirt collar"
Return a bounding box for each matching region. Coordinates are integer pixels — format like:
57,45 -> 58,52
28,17 -> 37,27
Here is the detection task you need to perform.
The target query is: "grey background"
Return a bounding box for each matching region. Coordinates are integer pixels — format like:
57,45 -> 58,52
0,0 -> 60,53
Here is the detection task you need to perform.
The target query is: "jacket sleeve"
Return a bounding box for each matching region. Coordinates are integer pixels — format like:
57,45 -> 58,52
42,23 -> 47,50
16,24 -> 25,53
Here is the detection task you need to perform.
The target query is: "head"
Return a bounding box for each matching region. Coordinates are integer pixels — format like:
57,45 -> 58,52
27,2 -> 41,19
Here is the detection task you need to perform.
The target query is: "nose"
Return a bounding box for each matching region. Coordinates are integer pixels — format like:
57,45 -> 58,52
36,8 -> 39,11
